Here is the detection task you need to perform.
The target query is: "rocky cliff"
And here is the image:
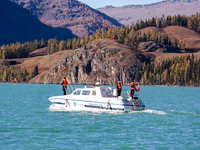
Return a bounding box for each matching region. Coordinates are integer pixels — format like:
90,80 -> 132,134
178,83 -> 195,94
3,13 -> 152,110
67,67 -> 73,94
30,38 -> 152,85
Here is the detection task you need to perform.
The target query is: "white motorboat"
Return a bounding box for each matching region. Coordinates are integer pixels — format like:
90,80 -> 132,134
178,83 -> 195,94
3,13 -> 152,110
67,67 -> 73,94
48,82 -> 145,112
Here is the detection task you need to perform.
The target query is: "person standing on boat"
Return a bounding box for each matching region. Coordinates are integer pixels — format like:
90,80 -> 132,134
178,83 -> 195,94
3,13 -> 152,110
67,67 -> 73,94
130,81 -> 136,99
61,77 -> 67,95
117,81 -> 122,96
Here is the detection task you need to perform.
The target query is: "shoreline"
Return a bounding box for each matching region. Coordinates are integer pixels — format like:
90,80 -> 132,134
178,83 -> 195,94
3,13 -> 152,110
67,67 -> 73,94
0,82 -> 199,87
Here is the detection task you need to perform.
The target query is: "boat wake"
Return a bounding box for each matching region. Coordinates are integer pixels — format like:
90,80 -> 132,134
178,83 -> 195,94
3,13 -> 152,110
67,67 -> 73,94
48,104 -> 166,115
49,104 -> 69,112
138,109 -> 199,116
142,109 -> 167,115
48,104 -> 199,116
168,110 -> 199,115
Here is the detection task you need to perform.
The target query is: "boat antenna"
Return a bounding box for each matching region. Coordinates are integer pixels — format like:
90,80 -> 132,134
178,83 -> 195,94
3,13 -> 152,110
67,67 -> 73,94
100,74 -> 102,85
99,66 -> 102,85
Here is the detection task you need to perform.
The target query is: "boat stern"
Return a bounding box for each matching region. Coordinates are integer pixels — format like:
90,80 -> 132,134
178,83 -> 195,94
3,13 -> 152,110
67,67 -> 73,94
119,96 -> 145,112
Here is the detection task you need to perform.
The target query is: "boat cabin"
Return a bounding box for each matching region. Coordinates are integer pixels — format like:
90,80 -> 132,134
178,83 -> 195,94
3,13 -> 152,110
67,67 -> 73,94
71,87 -> 118,98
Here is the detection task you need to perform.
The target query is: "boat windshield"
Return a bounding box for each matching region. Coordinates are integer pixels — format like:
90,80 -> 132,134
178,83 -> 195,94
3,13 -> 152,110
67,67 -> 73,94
100,87 -> 115,97
82,90 -> 90,95
92,91 -> 96,96
73,90 -> 81,95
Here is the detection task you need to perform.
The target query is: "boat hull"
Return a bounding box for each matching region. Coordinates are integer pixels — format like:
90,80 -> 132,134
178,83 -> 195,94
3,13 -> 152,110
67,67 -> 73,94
49,96 -> 145,112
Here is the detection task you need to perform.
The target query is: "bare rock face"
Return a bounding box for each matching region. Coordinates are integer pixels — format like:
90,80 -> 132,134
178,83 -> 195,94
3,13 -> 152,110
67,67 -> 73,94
30,39 -> 151,85
138,41 -> 166,53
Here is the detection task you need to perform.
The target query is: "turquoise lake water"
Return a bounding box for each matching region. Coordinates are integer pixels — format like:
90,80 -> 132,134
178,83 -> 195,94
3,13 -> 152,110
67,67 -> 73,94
0,83 -> 200,149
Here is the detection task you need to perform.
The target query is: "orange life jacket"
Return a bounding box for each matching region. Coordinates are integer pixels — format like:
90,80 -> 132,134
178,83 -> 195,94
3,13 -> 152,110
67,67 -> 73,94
118,83 -> 122,89
63,79 -> 67,86
131,83 -> 135,90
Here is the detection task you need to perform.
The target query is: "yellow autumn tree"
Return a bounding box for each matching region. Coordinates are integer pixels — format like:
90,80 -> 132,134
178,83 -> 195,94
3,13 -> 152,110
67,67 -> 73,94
143,71 -> 147,83
1,45 -> 6,61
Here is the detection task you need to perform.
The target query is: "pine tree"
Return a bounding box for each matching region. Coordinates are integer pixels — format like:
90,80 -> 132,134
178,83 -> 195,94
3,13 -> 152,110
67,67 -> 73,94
76,38 -> 81,49
84,33 -> 89,44
95,29 -> 100,40
33,66 -> 38,77
187,18 -> 193,30
1,45 -> 6,61
67,39 -> 72,49
118,26 -> 125,42
3,67 -> 7,81
169,64 -> 175,84
101,28 -> 107,38
180,40 -> 186,52
143,71 -> 147,84
72,38 -> 77,50
166,15 -> 172,26
174,38 -> 179,48
147,30 -> 151,41
59,40 -> 65,51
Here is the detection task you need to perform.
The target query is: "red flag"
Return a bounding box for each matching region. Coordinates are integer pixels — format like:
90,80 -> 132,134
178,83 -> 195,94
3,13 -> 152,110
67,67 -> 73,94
137,84 -> 141,92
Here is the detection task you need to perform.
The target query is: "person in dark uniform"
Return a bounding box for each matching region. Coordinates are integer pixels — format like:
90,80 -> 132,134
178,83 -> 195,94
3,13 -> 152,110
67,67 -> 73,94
130,81 -> 136,99
61,77 -> 67,95
117,81 -> 122,96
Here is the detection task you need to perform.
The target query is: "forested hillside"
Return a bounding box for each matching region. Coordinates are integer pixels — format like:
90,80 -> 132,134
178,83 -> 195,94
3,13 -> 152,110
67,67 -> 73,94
137,54 -> 200,86
1,42 -> 200,86
2,13 -> 200,60
1,11 -> 200,86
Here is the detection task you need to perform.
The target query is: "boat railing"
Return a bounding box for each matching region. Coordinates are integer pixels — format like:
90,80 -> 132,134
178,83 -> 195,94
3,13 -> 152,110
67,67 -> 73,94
66,85 -> 93,95
67,85 -> 77,95
125,90 -> 139,98
134,91 -> 139,98
120,90 -> 128,98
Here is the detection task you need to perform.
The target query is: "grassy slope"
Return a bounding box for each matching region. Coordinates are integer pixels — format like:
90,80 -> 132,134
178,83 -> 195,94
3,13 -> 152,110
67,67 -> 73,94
138,26 -> 200,50
137,26 -> 200,65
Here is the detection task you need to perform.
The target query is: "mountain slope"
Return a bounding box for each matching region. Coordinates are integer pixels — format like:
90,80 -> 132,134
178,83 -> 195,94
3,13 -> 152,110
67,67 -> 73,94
0,0 -> 75,46
97,0 -> 200,25
6,37 -> 200,84
11,0 -> 122,37
136,26 -> 200,51
4,26 -> 200,84
6,38 -> 152,84
30,38 -> 152,84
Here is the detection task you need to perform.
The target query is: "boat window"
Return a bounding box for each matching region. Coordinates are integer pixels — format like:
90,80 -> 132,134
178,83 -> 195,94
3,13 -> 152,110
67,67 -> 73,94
92,91 -> 96,96
100,87 -> 114,97
73,90 -> 81,95
82,90 -> 90,95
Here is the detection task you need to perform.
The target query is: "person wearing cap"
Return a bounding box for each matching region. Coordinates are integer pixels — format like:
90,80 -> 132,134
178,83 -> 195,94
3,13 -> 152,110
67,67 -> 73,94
117,81 -> 122,96
61,77 -> 67,95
